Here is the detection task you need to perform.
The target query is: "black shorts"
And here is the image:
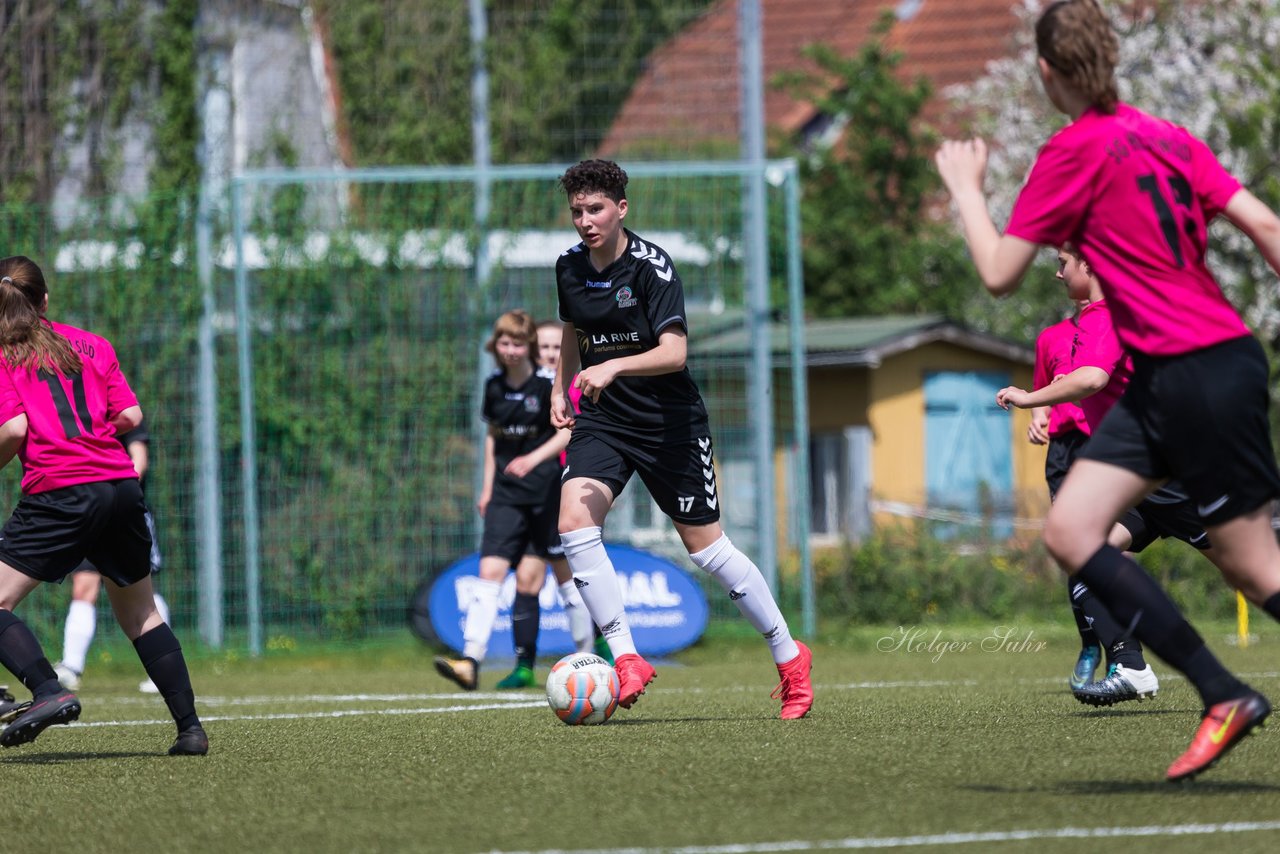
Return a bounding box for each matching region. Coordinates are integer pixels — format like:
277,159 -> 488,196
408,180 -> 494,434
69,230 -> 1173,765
1117,482 -> 1211,553
0,479 -> 153,586
565,429 -> 721,525
479,498 -> 561,565
72,506 -> 163,576
1080,335 -> 1280,526
1045,429 -> 1089,500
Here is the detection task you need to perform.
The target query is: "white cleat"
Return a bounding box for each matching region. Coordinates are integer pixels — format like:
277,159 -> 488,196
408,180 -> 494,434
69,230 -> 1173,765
53,662 -> 82,692
1073,663 -> 1159,706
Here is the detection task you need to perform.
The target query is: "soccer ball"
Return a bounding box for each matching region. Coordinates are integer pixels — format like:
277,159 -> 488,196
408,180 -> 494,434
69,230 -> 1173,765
545,652 -> 620,725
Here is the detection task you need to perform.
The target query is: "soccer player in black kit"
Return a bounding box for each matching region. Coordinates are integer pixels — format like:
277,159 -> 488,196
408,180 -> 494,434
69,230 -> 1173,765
551,160 -> 814,718
435,310 -> 571,691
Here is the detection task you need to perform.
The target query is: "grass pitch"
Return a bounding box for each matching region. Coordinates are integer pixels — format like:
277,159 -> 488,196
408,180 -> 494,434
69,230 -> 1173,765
4,620 -> 1279,853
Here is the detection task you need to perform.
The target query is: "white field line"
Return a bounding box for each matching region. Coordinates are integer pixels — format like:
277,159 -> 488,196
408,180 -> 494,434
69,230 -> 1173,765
489,820 -> 1280,853
70,699 -> 547,729
60,669 -> 1280,728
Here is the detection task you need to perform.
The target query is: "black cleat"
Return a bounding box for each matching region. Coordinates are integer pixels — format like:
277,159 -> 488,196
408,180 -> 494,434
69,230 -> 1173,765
434,656 -> 479,691
0,685 -> 31,724
0,691 -> 81,747
0,686 -> 25,722
0,699 -> 32,724
169,725 -> 210,756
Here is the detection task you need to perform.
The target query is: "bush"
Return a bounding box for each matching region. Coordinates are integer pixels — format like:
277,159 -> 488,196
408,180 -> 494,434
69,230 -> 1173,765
801,528 -> 1245,626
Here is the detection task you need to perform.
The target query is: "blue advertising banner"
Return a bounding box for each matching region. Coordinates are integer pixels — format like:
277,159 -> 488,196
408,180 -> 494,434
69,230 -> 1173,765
427,544 -> 709,656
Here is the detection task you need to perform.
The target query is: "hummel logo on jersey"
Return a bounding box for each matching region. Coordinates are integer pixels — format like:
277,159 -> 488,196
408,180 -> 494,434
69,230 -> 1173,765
586,279 -> 612,289
629,239 -> 674,282
728,590 -> 746,601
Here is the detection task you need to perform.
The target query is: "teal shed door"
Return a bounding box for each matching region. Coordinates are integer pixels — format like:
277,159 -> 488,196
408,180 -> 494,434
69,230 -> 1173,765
924,371 -> 1013,537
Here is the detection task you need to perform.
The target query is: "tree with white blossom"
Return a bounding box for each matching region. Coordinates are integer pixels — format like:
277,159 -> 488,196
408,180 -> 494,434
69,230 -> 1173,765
945,0 -> 1280,344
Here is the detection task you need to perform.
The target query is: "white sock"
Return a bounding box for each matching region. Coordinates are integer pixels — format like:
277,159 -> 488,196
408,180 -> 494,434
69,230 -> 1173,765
62,599 -> 97,673
561,526 -> 636,658
559,580 -> 593,653
690,535 -> 799,664
461,578 -> 502,663
153,592 -> 171,625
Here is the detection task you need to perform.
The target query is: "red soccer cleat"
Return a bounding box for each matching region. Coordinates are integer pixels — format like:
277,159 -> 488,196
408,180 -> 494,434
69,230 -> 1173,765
613,653 -> 656,709
1166,691 -> 1270,782
772,641 -> 814,720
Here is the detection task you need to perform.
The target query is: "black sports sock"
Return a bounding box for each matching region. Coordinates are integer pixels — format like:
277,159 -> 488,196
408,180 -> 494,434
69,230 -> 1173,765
133,624 -> 201,731
1263,592 -> 1280,623
1076,545 -> 1246,706
1066,577 -> 1098,649
1070,582 -> 1147,669
511,593 -> 540,667
0,609 -> 61,697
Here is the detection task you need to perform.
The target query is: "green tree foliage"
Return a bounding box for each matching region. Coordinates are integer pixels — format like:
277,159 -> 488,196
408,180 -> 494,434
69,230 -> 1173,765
0,1 -> 197,206
313,0 -> 715,166
773,19 -> 981,319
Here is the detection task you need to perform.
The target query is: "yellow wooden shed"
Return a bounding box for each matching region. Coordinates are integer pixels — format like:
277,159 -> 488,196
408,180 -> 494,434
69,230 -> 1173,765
692,314 -> 1045,544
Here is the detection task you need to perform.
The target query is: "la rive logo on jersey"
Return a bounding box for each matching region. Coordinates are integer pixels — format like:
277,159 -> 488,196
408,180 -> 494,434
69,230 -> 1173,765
615,286 -> 637,308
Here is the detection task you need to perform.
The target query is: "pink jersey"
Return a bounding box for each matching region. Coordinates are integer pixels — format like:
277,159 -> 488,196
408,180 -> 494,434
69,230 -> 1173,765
1034,317 -> 1089,437
1007,103 -> 1249,356
0,320 -> 139,494
1071,300 -> 1131,430
559,380 -> 584,467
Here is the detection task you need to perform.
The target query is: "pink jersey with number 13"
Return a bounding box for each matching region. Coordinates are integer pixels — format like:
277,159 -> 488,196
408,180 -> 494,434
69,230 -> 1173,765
1007,103 -> 1249,356
0,320 -> 139,494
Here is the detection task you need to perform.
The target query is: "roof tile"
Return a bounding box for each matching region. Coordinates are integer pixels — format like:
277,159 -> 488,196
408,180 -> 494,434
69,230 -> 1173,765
600,0 -> 1022,156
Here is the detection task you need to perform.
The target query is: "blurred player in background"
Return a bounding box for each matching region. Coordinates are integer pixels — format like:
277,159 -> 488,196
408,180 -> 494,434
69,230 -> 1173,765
1028,304 -> 1117,691
552,159 -> 813,718
435,310 -> 571,690
0,255 -> 206,754
937,0 -> 1280,779
54,418 -> 170,694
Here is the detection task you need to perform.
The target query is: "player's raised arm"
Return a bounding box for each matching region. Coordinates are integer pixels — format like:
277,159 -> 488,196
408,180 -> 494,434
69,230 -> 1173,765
934,138 -> 1041,296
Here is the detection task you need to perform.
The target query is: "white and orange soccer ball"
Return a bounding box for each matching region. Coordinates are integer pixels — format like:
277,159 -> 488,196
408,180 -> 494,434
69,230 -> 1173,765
545,652 -> 620,725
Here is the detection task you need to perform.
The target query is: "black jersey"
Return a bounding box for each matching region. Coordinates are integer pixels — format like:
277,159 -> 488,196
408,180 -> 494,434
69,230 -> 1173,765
556,228 -> 709,441
482,367 -> 561,505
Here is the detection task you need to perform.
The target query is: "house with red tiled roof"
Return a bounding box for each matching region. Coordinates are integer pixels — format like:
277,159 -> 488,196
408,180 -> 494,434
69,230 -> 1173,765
600,0 -> 1024,157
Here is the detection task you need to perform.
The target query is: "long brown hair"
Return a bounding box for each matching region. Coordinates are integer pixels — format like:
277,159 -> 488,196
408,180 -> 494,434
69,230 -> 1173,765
0,256 -> 82,374
1036,0 -> 1120,114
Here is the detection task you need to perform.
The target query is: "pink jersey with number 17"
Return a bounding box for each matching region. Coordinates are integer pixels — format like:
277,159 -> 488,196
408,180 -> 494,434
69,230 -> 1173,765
1007,103 -> 1249,356
0,320 -> 139,494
